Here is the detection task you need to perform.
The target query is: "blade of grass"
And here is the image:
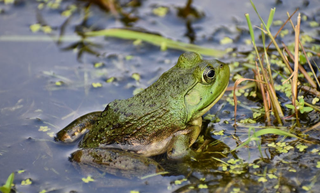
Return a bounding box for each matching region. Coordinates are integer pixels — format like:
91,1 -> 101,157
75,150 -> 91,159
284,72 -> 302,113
85,29 -> 228,57
0,173 -> 14,193
249,0 -> 294,78
266,8 -> 276,30
245,12 -> 284,124
286,11 -> 320,89
231,128 -> 306,152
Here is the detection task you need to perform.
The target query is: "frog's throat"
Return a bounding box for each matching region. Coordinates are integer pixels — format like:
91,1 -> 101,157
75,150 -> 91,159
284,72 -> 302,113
193,84 -> 228,120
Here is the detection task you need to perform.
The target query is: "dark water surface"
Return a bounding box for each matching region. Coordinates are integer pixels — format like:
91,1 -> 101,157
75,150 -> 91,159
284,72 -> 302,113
1,0 -> 320,192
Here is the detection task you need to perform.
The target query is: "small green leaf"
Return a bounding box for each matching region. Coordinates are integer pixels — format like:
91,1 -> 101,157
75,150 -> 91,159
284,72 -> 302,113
296,144 -> 308,152
309,21 -> 319,27
41,26 -> 52,34
289,168 -> 296,172
267,174 -> 277,179
21,178 -> 32,185
302,107 -> 313,113
39,126 -> 50,132
131,73 -> 140,81
252,164 -> 260,169
302,186 -> 311,191
213,130 -> 224,136
299,54 -> 307,64
273,20 -> 283,26
312,98 -> 319,104
198,184 -> 208,189
47,132 -> 55,138
82,176 -> 94,183
92,82 -> 102,88
152,7 -> 169,17
285,104 -> 295,109
94,62 -> 104,68
30,24 -> 41,33
61,10 -> 72,17
55,81 -> 63,86
133,88 -> 144,96
174,179 -> 187,185
220,37 -> 233,45
106,77 -> 115,83
125,55 -> 133,60
258,177 -> 267,183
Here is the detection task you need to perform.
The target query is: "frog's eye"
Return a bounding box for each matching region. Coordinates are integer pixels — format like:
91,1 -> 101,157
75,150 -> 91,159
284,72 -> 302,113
202,66 -> 216,84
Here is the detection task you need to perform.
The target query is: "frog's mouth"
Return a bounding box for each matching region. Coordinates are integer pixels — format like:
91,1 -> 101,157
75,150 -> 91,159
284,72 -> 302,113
194,82 -> 228,119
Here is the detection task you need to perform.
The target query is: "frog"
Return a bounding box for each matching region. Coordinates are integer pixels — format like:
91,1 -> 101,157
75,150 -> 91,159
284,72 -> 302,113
56,52 -> 230,174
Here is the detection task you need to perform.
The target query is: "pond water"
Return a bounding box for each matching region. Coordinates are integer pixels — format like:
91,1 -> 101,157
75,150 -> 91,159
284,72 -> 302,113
1,0 -> 320,192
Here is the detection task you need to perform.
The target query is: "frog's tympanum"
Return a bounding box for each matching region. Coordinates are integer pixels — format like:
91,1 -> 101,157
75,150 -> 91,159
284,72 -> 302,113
56,52 -> 230,176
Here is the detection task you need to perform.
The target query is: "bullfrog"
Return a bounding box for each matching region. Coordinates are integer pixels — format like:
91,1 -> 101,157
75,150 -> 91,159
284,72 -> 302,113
56,52 -> 230,173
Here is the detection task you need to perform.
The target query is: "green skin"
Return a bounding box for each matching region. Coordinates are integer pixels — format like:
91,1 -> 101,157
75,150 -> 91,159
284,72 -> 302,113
56,52 -> 230,163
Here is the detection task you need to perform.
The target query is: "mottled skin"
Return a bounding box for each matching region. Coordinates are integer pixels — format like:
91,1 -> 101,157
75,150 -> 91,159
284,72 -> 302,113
56,52 -> 230,164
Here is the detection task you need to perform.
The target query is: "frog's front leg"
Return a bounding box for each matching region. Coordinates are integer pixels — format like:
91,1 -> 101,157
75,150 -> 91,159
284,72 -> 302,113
55,111 -> 101,143
167,117 -> 202,160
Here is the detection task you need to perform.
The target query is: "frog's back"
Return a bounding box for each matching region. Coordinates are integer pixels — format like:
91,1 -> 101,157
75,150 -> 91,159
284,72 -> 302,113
80,65 -> 196,149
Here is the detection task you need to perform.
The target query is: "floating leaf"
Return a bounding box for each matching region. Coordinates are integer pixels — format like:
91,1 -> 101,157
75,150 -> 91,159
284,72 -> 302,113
125,55 -> 133,60
92,82 -> 102,88
296,144 -> 308,152
39,126 -> 50,132
213,130 -> 224,136
198,184 -> 208,189
133,88 -> 144,96
82,176 -> 94,183
106,77 -> 115,83
21,178 -> 32,185
289,168 -> 296,172
273,20 -> 283,26
309,21 -> 319,27
131,73 -> 140,81
41,26 -> 52,34
220,37 -> 233,45
302,186 -> 311,191
30,24 -> 41,33
153,7 -> 169,17
267,174 -> 277,179
174,179 -> 187,185
94,62 -> 104,68
47,132 -> 55,138
258,177 -> 267,183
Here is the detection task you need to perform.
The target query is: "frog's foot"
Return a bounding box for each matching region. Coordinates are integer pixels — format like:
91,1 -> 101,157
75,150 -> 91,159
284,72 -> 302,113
167,134 -> 197,160
70,148 -> 165,178
167,124 -> 201,160
55,111 -> 101,143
